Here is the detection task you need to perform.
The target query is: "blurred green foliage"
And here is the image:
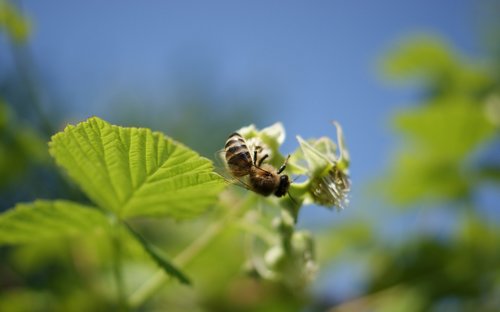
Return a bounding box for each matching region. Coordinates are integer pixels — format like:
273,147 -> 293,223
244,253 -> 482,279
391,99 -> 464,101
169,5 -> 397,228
0,100 -> 48,189
335,36 -> 500,312
382,36 -> 494,99
0,0 -> 31,44
382,36 -> 498,206
365,216 -> 500,311
1,0 -> 69,209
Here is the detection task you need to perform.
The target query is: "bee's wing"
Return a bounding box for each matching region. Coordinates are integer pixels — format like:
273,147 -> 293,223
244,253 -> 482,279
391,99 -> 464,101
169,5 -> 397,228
213,148 -> 226,168
219,169 -> 253,191
213,148 -> 253,191
226,176 -> 253,191
251,164 -> 274,175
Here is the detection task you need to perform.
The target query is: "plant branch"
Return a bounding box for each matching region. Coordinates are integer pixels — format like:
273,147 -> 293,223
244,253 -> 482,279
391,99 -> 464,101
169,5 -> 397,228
127,218 -> 224,308
128,194 -> 249,308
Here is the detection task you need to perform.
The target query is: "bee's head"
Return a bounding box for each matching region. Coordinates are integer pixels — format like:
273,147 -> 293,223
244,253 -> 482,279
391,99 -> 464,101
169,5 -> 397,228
274,174 -> 290,197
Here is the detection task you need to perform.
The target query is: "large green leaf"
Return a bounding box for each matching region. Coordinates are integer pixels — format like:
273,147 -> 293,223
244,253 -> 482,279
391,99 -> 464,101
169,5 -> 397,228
49,117 -> 224,220
0,200 -> 108,245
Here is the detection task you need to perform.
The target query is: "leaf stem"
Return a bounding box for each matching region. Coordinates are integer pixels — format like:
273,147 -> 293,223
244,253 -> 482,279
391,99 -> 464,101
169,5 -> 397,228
128,218 -> 224,308
234,220 -> 277,246
128,195 -> 248,308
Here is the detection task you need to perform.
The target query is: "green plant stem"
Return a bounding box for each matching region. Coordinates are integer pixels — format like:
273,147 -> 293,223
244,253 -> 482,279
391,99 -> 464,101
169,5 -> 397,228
234,220 -> 277,246
111,218 -> 128,311
128,196 -> 248,308
128,218 -> 224,308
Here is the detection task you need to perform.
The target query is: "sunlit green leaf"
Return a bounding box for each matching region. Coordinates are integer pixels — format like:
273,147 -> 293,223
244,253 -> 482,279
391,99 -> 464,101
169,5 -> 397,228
49,117 -> 225,220
0,200 -> 108,245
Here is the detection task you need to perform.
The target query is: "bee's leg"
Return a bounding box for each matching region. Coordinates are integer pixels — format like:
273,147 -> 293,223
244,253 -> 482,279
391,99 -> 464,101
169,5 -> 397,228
253,146 -> 263,166
277,155 -> 291,174
257,154 -> 269,167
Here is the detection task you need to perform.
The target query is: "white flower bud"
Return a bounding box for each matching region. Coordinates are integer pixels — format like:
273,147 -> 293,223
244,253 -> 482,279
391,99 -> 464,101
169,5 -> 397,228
264,245 -> 285,269
295,122 -> 351,210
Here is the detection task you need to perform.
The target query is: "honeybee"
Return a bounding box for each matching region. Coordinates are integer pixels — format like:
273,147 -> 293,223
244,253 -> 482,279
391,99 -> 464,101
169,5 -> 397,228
225,132 -> 290,197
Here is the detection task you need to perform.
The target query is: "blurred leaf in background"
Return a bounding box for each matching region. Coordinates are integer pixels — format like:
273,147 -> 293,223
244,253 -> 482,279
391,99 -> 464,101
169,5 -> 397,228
0,0 -> 73,210
0,0 -> 31,44
380,36 -> 498,206
0,100 -> 48,190
331,35 -> 500,312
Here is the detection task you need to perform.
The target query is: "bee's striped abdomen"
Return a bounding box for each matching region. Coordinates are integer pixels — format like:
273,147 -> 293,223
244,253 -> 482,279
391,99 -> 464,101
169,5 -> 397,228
225,132 -> 252,177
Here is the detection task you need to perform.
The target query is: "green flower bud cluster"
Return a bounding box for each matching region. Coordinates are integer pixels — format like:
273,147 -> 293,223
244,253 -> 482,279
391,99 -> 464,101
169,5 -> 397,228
234,121 -> 350,288
236,121 -> 351,211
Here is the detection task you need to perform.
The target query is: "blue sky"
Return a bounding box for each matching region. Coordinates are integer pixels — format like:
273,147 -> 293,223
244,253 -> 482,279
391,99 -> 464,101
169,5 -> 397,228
12,0 -> 481,180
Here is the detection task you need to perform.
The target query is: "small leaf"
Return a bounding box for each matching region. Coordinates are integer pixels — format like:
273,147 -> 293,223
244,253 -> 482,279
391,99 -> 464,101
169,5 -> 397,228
259,123 -> 286,145
0,200 -> 108,245
49,117 -> 225,220
238,122 -> 287,167
125,223 -> 191,285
